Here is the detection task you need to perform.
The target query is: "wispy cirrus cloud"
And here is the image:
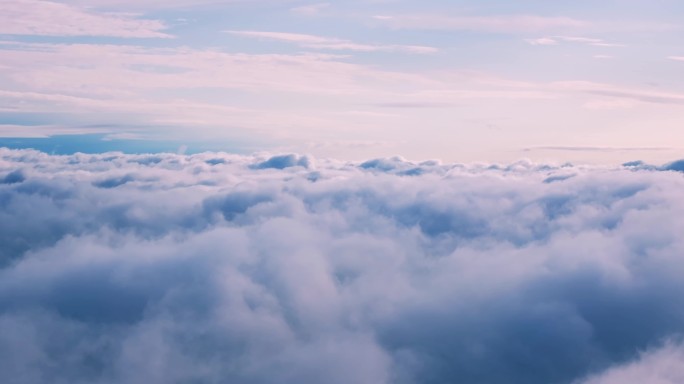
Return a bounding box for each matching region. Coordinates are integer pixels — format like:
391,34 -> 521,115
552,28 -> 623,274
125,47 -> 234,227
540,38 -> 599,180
525,37 -> 558,45
60,0 -> 242,10
373,14 -> 585,33
226,30 -> 438,54
526,35 -> 624,47
0,124 -> 109,138
0,40 -> 440,140
524,146 -> 676,153
290,2 -> 330,16
0,0 -> 171,38
550,81 -> 684,106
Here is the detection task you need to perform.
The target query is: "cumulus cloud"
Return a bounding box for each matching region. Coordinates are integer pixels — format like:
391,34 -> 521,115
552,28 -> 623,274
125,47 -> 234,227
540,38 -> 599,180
1,148 -> 684,383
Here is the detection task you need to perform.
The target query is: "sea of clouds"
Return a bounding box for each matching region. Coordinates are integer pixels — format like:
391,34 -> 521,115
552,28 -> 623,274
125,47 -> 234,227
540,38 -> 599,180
1,148 -> 684,384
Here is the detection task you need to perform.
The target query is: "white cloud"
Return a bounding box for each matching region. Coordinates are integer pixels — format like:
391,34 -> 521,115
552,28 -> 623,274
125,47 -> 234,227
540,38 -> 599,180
668,56 -> 684,62
1,149 -> 684,383
226,30 -> 438,54
0,0 -> 171,38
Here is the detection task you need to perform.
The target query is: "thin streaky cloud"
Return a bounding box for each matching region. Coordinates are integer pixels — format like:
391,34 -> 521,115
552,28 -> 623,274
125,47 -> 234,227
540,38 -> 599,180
290,3 -> 330,16
526,35 -> 625,47
373,14 -> 586,33
61,0 -> 245,10
226,30 -> 438,54
0,124 -> 108,138
0,0 -> 171,38
590,42 -> 626,47
226,31 -> 338,44
524,146 -> 677,153
555,36 -> 603,44
373,101 -> 453,109
525,37 -> 558,45
550,81 -> 684,105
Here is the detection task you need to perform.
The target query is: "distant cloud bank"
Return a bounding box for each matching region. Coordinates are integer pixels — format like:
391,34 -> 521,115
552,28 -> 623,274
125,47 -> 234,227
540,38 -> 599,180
1,148 -> 684,383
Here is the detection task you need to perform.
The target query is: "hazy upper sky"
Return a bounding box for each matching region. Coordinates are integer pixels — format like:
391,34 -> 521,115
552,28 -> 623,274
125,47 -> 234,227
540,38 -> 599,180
1,0 -> 683,163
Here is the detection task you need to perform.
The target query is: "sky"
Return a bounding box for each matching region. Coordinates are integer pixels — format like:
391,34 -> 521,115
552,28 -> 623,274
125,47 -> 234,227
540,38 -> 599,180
0,0 -> 683,163
4,3 -> 684,383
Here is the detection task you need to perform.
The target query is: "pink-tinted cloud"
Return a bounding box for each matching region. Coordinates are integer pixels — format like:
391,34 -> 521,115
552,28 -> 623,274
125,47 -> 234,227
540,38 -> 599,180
0,0 -> 171,38
226,30 -> 438,54
374,14 -> 585,33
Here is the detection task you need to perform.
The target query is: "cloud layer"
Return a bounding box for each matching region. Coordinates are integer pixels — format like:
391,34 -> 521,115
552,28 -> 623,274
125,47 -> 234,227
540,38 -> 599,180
1,148 -> 684,383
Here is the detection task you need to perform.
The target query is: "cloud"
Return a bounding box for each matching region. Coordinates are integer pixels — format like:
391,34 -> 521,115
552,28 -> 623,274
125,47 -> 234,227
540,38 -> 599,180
525,35 -> 624,47
555,36 -> 625,47
251,154 -> 313,170
373,14 -> 585,33
373,101 -> 453,108
0,124 -> 109,138
1,37 -> 682,147
578,341 -> 684,384
0,41 -> 441,137
525,37 -> 558,46
61,0 -> 239,10
290,3 -> 330,16
668,56 -> 684,62
0,0 -> 171,38
1,169 -> 24,184
524,146 -> 676,153
226,30 -> 438,54
550,81 -> 684,106
2,148 -> 684,383
663,160 -> 684,172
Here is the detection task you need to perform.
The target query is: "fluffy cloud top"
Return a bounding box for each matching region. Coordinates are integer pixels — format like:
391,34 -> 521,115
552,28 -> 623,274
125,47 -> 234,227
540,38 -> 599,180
1,148 -> 684,383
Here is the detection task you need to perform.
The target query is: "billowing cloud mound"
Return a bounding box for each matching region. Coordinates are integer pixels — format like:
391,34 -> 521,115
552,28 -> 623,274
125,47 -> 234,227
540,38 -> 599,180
1,148 -> 684,384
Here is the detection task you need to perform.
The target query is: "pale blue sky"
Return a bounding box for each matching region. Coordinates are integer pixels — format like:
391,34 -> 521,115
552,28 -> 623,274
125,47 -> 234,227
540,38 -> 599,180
1,0 -> 683,163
